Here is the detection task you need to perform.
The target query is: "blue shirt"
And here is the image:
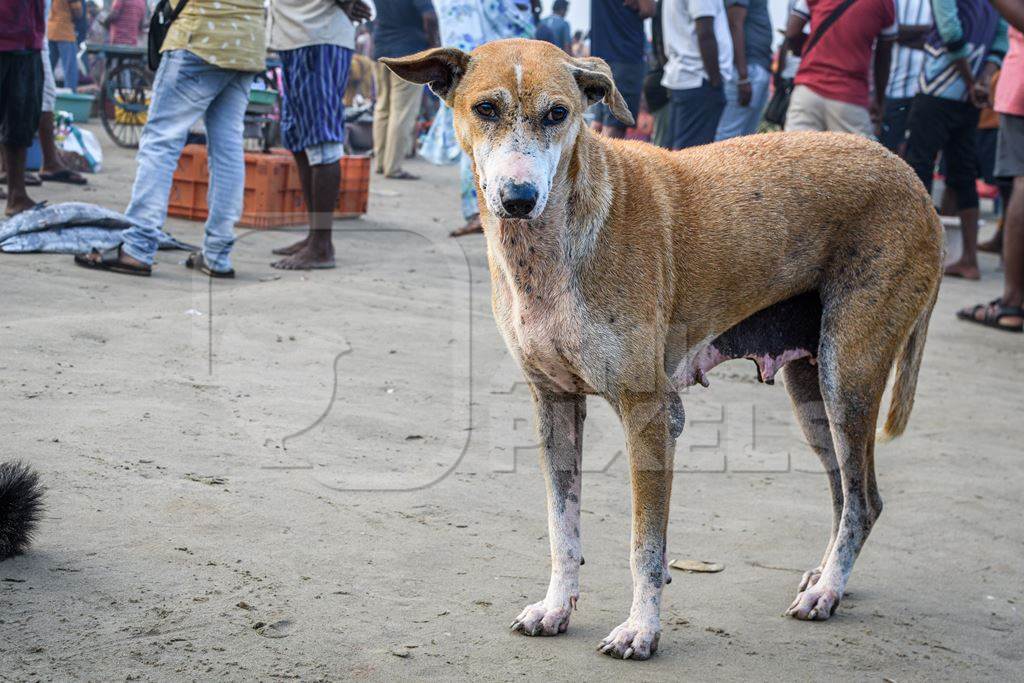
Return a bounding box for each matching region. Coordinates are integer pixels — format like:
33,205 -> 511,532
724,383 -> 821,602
540,14 -> 572,50
590,0 -> 646,64
919,0 -> 1008,101
725,0 -> 772,70
373,0 -> 436,60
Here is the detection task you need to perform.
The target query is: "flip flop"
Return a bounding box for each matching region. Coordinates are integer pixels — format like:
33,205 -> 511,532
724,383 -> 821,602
185,251 -> 235,278
385,170 -> 419,180
74,244 -> 152,276
956,298 -> 1024,333
40,168 -> 88,185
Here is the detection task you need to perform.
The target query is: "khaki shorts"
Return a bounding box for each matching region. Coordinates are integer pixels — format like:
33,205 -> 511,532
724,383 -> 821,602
785,84 -> 875,139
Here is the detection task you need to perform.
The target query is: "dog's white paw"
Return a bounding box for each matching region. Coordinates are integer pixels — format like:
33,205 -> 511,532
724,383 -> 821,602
510,598 -> 574,636
597,620 -> 660,660
786,583 -> 841,621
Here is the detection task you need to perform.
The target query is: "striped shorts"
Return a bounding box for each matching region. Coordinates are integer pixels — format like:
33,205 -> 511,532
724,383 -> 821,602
279,44 -> 353,154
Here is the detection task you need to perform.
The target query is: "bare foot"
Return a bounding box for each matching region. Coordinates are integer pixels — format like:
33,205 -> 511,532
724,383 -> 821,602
944,261 -> 981,280
449,214 -> 483,237
5,195 -> 39,217
271,236 -> 309,256
270,246 -> 335,270
978,232 -> 1003,254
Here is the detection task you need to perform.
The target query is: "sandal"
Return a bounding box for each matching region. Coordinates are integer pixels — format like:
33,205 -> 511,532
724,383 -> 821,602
40,168 -> 88,185
956,298 -> 1024,333
74,244 -> 152,276
385,170 -> 419,180
185,251 -> 235,278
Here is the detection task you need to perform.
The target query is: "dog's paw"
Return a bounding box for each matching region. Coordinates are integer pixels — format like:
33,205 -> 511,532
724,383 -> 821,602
786,583 -> 841,621
797,566 -> 822,592
597,620 -> 660,660
510,599 -> 574,636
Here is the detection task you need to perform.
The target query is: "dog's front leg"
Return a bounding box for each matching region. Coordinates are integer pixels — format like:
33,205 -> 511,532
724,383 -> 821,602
511,387 -> 585,637
599,390 -> 675,660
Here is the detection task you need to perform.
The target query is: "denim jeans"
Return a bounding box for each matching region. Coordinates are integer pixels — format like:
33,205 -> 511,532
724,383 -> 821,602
49,40 -> 78,91
121,50 -> 252,272
669,80 -> 726,150
715,63 -> 771,141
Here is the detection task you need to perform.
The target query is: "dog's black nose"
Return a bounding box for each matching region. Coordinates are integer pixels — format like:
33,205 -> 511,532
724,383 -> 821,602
500,182 -> 538,218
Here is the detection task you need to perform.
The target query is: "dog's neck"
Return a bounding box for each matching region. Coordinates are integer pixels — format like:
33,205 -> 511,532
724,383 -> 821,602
484,128 -> 611,302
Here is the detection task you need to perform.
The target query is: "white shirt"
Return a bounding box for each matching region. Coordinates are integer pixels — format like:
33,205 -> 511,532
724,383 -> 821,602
661,0 -> 734,90
267,0 -> 356,51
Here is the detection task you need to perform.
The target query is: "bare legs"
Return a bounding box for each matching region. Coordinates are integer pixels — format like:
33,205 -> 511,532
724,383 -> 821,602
271,150 -> 338,270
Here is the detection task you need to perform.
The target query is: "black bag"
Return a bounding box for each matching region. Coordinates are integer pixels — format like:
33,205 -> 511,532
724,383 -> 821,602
643,66 -> 669,113
148,0 -> 189,72
763,0 -> 859,127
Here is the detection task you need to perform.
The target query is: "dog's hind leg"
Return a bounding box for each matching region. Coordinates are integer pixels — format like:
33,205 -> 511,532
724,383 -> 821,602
598,388 -> 675,660
786,327 -> 892,621
782,358 -> 842,593
511,388 -> 585,637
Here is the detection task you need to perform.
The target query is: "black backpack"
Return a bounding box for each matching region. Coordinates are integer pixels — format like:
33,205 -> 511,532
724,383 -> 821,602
148,0 -> 189,72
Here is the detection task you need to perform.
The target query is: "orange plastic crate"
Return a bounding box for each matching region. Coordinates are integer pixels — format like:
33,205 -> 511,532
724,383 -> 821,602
168,146 -> 369,228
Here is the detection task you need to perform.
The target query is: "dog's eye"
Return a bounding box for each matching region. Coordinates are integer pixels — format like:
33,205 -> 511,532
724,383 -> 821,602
474,102 -> 498,120
545,106 -> 569,125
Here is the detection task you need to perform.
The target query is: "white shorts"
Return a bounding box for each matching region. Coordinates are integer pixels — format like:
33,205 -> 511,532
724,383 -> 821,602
305,141 -> 344,166
41,37 -> 56,113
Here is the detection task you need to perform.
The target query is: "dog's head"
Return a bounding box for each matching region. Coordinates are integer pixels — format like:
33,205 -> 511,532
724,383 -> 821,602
381,39 -> 633,221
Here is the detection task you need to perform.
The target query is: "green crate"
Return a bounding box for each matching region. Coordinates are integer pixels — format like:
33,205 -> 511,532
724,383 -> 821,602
248,88 -> 278,107
55,92 -> 95,122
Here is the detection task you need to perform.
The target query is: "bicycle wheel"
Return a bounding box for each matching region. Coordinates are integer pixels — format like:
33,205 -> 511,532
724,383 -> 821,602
100,61 -> 152,149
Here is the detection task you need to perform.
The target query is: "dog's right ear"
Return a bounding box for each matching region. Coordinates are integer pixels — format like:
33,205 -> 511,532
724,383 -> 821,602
379,48 -> 470,103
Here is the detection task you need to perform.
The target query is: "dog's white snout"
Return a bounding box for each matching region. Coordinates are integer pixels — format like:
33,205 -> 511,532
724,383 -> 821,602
478,145 -> 554,220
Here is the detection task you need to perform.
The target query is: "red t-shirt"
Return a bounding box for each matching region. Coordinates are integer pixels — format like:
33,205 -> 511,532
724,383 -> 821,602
0,0 -> 45,52
792,0 -> 898,109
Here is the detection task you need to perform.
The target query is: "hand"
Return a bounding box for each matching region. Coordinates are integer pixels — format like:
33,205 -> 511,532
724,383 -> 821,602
708,75 -> 722,89
737,80 -> 752,107
869,98 -> 883,124
970,80 -> 991,109
341,0 -> 372,22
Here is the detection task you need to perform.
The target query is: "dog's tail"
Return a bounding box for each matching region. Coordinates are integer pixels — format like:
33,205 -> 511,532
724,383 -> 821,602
0,461 -> 44,561
879,286 -> 938,443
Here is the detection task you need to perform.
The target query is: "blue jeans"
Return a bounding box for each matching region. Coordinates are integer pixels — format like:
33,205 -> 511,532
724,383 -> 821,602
715,63 -> 771,141
122,50 -> 252,272
49,40 -> 78,91
669,80 -> 726,150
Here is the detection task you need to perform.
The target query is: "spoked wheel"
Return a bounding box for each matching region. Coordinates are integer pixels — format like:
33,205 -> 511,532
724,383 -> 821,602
100,62 -> 153,149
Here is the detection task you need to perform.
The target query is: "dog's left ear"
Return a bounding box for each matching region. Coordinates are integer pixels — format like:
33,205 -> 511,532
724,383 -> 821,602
379,48 -> 470,103
567,57 -> 635,127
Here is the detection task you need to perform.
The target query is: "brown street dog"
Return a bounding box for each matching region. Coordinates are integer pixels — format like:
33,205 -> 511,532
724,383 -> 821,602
382,39 -> 943,660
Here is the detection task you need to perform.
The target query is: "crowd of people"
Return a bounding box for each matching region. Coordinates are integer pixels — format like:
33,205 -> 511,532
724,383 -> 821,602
1,0 -> 1022,330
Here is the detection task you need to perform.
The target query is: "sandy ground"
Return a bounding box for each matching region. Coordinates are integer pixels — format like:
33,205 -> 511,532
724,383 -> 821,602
2,126 -> 1022,681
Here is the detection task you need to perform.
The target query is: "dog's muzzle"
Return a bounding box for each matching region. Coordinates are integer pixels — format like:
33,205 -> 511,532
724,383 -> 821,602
499,182 -> 539,219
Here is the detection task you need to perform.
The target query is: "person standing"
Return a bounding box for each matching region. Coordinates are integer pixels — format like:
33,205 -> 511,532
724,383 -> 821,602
39,0 -> 87,186
958,25 -> 1024,331
372,0 -> 438,181
105,0 -> 147,47
47,0 -> 81,90
715,0 -> 773,139
267,0 -> 371,270
0,0 -> 45,216
878,0 -> 933,153
904,0 -> 1007,281
661,0 -> 733,148
590,0 -> 654,138
782,0 -> 897,137
75,0 -> 266,277
539,0 -> 572,52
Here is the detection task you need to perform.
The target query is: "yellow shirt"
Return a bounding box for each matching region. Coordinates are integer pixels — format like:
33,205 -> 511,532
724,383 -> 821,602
47,0 -> 80,43
162,0 -> 266,73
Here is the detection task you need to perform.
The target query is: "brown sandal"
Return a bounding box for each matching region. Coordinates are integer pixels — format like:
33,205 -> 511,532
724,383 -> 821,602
185,251 -> 235,278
